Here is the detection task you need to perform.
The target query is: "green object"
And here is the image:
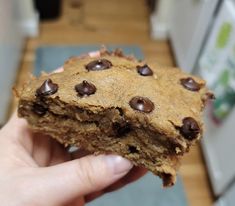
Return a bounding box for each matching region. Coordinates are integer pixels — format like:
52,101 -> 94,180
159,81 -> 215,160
216,22 -> 232,49
213,86 -> 235,120
212,69 -> 235,122
218,70 -> 229,86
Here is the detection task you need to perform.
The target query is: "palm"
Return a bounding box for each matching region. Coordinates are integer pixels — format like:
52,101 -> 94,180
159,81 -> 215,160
0,113 -> 70,168
0,113 -> 146,206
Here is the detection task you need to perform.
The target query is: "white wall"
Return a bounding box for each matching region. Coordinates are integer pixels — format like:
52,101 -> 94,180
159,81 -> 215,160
0,0 -> 38,124
16,0 -> 39,36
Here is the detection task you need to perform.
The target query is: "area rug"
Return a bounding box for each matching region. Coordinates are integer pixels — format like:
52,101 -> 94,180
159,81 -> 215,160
34,45 -> 188,206
34,45 -> 144,75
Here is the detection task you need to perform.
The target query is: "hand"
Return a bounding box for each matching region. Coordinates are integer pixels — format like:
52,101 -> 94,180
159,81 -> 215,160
0,111 -> 146,206
0,51 -> 147,206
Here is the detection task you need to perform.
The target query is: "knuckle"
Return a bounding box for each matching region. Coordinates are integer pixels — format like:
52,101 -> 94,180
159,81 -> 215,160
75,157 -> 103,190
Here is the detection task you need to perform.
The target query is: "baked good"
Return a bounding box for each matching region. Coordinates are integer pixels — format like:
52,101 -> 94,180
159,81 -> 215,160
17,49 -> 214,187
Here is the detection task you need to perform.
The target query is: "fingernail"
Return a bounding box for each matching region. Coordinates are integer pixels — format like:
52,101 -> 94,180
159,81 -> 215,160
89,51 -> 100,58
104,155 -> 133,175
53,67 -> 64,73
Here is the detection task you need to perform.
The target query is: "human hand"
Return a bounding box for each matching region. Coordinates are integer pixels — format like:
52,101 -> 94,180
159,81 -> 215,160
0,52 -> 147,206
0,114 -> 146,206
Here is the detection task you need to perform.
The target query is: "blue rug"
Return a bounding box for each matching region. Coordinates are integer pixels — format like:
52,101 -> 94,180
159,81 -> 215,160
34,45 -> 188,206
34,45 -> 144,76
88,173 -> 187,206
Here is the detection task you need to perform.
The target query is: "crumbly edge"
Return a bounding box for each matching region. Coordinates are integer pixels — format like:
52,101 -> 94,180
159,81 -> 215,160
63,47 -> 142,70
18,97 -> 188,186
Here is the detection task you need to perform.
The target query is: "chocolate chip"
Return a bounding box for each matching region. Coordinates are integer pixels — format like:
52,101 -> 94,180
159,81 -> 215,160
180,117 -> 200,140
180,77 -> 201,91
114,48 -> 124,57
75,80 -> 96,96
129,96 -> 154,113
201,92 -> 216,104
85,59 -> 112,71
205,92 -> 215,100
162,173 -> 174,187
32,103 -> 48,116
116,107 -> 124,116
36,79 -> 58,96
128,145 -> 138,153
136,64 -> 153,76
113,122 -> 132,137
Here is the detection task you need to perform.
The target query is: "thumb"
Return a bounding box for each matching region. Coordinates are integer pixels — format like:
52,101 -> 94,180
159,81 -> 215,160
29,155 -> 133,205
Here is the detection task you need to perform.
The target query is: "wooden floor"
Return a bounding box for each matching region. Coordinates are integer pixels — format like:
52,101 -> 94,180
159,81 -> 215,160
12,0 -> 213,205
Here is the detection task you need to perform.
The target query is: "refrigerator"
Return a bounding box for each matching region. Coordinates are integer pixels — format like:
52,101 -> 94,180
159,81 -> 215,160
169,0 -> 235,205
198,0 -> 235,203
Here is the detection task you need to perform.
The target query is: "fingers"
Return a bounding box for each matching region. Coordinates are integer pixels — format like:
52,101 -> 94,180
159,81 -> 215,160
66,196 -> 85,206
53,67 -> 64,73
31,133 -> 53,166
85,166 -> 147,202
48,140 -> 71,166
32,134 -> 70,167
70,148 -> 91,159
1,112 -> 34,153
2,112 -> 28,138
30,155 -> 133,205
88,51 -> 101,58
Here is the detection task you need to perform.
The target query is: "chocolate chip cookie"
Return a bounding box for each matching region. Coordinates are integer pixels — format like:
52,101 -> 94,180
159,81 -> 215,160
17,49 -> 214,187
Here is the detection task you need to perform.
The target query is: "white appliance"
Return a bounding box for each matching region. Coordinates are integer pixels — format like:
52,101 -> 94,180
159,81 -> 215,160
169,0 -> 219,72
198,0 -> 235,200
215,181 -> 235,206
169,0 -> 235,204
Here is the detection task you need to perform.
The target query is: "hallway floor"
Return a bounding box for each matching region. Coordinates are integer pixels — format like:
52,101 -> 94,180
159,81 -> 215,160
13,0 -> 213,205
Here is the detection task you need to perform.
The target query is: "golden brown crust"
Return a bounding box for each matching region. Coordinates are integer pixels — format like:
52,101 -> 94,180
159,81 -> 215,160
17,49 -> 212,187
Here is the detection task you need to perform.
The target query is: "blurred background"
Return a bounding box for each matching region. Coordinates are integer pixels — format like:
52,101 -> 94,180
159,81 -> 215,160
1,0 -> 235,205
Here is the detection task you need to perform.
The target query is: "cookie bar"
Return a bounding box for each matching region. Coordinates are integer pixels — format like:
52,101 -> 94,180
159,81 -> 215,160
17,49 -> 213,187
